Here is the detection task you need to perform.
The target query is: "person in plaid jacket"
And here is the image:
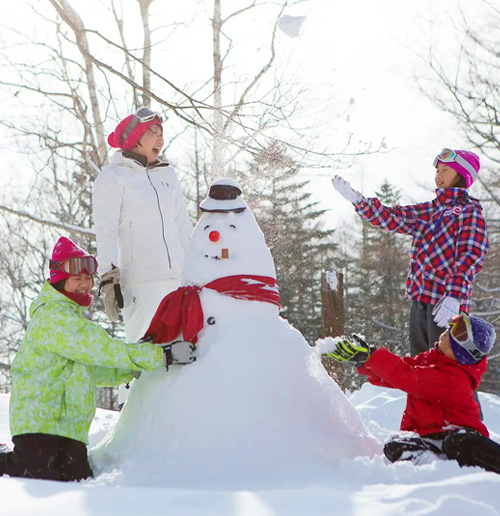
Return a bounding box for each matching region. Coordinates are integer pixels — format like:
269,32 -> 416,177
332,149 -> 489,355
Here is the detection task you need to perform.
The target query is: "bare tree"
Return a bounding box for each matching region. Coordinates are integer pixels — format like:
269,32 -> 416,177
0,0 -> 376,399
417,0 -> 500,173
417,0 -> 500,393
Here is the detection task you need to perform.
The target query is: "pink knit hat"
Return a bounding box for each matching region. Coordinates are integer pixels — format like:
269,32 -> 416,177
435,149 -> 480,188
107,113 -> 162,151
49,236 -> 96,284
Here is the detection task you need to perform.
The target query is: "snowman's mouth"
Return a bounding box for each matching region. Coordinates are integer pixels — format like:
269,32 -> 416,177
204,249 -> 229,260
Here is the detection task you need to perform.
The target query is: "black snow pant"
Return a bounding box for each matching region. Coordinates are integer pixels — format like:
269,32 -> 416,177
384,429 -> 500,474
409,300 -> 443,356
0,433 -> 93,482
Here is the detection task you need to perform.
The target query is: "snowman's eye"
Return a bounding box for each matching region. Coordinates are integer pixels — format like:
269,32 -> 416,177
229,225 -> 236,229
204,225 -> 210,230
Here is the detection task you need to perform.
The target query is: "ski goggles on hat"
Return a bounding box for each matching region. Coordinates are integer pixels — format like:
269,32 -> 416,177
50,256 -> 98,276
433,148 -> 478,182
448,313 -> 484,362
122,107 -> 164,142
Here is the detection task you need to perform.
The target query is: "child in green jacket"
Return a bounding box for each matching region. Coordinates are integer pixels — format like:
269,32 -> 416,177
0,236 -> 194,482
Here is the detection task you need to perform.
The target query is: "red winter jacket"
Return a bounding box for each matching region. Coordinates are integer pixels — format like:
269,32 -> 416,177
357,347 -> 489,437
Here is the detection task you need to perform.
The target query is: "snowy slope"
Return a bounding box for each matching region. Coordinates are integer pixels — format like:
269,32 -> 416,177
1,385 -> 500,516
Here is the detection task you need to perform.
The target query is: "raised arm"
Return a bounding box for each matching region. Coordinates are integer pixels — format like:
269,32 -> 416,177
332,175 -> 432,236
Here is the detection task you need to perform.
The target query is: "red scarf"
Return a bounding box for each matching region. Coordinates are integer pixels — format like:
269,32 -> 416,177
144,275 -> 280,344
62,290 -> 93,307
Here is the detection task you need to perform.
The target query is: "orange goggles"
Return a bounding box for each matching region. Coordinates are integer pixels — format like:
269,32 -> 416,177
448,313 -> 470,341
50,256 -> 97,276
448,313 -> 483,361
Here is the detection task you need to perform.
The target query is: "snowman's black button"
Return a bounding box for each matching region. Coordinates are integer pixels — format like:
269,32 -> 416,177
207,316 -> 216,325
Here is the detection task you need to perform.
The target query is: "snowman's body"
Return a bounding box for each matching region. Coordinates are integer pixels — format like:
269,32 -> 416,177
91,193 -> 378,488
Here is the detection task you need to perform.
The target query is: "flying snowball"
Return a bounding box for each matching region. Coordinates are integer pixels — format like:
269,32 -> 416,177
278,15 -> 306,38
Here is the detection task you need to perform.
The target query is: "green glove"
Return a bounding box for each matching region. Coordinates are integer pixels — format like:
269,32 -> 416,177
325,334 -> 373,365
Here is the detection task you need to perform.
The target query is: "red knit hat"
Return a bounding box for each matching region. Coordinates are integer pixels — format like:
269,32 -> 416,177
49,236 -> 96,284
107,112 -> 162,151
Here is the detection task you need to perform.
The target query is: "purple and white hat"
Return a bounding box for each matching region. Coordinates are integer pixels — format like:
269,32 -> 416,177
449,315 -> 496,365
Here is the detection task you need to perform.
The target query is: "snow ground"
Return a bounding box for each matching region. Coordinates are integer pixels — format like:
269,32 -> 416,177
1,384 -> 500,516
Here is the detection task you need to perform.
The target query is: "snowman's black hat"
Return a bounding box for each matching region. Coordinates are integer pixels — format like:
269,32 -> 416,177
200,178 -> 248,213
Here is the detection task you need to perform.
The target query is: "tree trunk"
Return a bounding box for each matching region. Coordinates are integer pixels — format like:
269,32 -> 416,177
211,0 -> 224,178
321,270 -> 346,390
55,0 -> 107,166
139,0 -> 153,107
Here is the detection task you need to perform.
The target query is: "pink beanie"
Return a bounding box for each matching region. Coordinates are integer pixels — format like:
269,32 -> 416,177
50,236 -> 95,284
107,115 -> 162,151
437,150 -> 480,188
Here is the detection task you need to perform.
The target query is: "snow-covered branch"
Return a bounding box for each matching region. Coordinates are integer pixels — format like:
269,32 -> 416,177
0,205 -> 94,237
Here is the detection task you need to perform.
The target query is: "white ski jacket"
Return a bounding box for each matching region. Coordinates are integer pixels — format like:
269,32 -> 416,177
93,152 -> 192,286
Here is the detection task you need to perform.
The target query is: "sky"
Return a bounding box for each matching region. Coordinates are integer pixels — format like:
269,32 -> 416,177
291,0 -> 472,229
0,0 -> 481,229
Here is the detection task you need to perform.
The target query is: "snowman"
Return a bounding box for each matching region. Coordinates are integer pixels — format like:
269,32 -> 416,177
91,178 -> 378,488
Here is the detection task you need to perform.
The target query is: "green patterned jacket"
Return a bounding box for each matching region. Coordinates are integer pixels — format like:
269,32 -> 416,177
10,281 -> 163,444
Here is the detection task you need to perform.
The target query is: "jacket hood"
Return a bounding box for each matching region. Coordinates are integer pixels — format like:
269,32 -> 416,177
429,344 -> 487,390
30,280 -> 86,318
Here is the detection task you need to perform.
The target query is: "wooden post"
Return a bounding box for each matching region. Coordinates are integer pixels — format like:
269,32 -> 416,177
321,270 -> 346,390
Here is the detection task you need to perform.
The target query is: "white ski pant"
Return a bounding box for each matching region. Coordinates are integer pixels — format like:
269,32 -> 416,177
118,278 -> 180,406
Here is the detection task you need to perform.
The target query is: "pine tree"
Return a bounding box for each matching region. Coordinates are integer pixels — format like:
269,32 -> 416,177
469,217 -> 500,394
234,143 -> 337,343
340,180 -> 411,389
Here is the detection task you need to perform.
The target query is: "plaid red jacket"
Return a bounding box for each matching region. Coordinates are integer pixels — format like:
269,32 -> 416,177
354,188 -> 489,311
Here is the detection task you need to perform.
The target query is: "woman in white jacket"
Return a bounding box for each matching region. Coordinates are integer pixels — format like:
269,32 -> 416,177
93,107 -> 192,352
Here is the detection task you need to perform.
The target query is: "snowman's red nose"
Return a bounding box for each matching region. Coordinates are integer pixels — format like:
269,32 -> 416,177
209,230 -> 220,242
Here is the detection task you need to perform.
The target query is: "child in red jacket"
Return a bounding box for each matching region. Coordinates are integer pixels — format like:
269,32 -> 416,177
332,149 -> 489,356
327,314 -> 500,472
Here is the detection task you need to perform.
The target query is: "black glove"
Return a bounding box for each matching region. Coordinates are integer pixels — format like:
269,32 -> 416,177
159,340 -> 197,370
324,334 -> 374,365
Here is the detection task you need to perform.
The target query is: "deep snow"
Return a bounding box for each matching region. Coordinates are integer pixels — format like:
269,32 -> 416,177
1,385 -> 500,515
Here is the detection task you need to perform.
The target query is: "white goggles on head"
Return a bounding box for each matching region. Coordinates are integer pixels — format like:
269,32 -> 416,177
122,107 -> 164,142
433,148 -> 478,183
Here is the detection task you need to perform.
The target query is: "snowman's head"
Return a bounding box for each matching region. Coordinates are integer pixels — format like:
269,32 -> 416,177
199,177 -> 248,213
182,184 -> 276,285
